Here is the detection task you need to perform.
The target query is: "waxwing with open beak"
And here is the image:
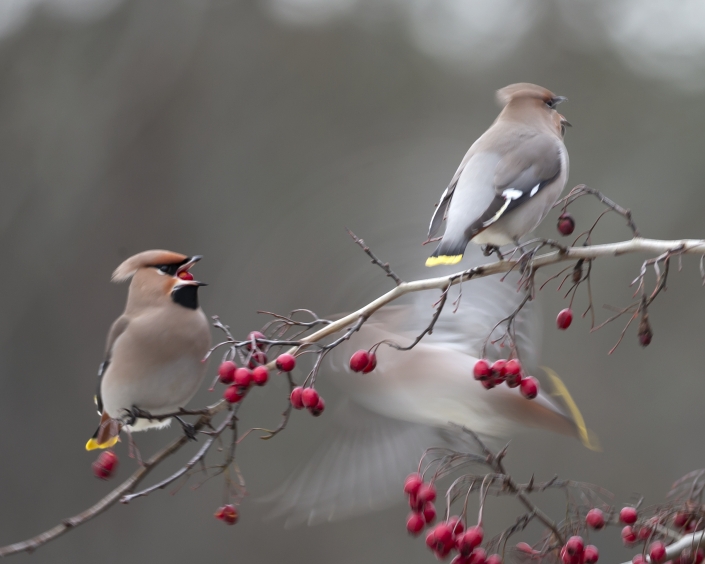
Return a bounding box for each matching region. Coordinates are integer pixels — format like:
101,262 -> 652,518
426,83 -> 569,266
86,250 -> 211,450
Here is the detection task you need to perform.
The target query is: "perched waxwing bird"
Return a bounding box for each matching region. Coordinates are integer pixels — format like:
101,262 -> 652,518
426,83 -> 569,266
267,255 -> 596,525
86,250 -> 211,450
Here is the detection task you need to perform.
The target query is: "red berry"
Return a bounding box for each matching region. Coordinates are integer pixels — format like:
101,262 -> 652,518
583,545 -> 599,564
520,376 -> 539,399
214,504 -> 238,525
246,331 -> 266,349
504,359 -> 521,377
404,473 -> 423,496
557,308 -> 573,330
620,507 -> 638,524
558,212 -> 576,236
362,352 -> 377,374
586,508 -> 605,530
302,388 -> 319,408
178,270 -> 194,281
565,536 -> 584,556
422,502 -> 436,524
457,526 -> 484,556
632,555 -> 645,564
649,541 -> 667,563
473,359 -> 492,381
486,555 -> 502,564
248,351 -> 267,368
218,360 -> 237,384
451,557 -> 469,564
223,385 -> 245,403
407,512 -> 425,536
417,483 -> 437,504
622,526 -> 637,545
308,397 -> 325,417
638,526 -> 652,541
290,387 -> 304,409
92,450 -> 118,479
234,367 -> 253,388
448,516 -> 464,537
491,360 -> 507,384
432,523 -> 454,547
468,548 -> 487,564
349,350 -> 370,372
276,353 -> 296,372
252,366 -> 269,386
674,512 -> 690,528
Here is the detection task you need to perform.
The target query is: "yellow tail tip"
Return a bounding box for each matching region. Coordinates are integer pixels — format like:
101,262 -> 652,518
426,255 -> 463,267
85,436 -> 119,451
542,366 -> 601,452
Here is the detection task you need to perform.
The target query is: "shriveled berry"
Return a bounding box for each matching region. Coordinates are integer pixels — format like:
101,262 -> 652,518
622,525 -> 637,545
349,350 -> 370,372
407,512 -> 425,536
566,536 -> 584,556
457,526 -> 484,556
491,360 -> 507,384
290,387 -> 304,409
473,359 -> 492,381
520,376 -> 539,399
486,554 -> 502,564
417,483 -> 437,504
649,541 -> 667,563
276,353 -> 296,372
308,397 -> 325,417
362,352 -> 378,374
234,367 -> 253,388
583,545 -> 599,564
214,504 -> 238,525
246,331 -> 266,349
422,502 -> 436,524
404,473 -> 423,496
557,308 -> 573,330
302,388 -> 320,408
252,366 -> 269,386
92,450 -> 118,479
223,385 -> 245,403
218,360 -> 237,384
620,507 -> 638,524
586,508 -> 605,530
558,212 -> 576,236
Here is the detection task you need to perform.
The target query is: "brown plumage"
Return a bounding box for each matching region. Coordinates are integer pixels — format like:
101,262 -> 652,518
86,250 -> 211,450
426,83 -> 570,266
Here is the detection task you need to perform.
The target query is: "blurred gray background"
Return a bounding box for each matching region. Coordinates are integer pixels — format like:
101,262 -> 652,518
1,0 -> 705,562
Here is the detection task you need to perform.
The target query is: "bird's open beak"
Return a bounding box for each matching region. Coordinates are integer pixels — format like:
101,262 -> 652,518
176,256 -> 206,285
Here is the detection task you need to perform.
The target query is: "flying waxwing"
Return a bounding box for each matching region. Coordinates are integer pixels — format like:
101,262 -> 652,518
86,250 -> 211,450
426,83 -> 570,267
267,254 -> 595,525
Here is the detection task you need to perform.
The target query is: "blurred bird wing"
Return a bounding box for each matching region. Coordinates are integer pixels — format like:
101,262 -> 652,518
264,400 -> 457,526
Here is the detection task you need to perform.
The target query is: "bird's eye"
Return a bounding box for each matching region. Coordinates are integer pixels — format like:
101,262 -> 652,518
155,264 -> 179,276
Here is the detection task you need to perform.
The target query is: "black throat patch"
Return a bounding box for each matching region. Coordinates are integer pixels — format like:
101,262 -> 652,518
172,285 -> 199,310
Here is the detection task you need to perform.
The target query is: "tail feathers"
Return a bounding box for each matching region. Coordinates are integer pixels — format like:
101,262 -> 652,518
426,235 -> 469,267
542,366 -> 601,451
86,412 -> 121,451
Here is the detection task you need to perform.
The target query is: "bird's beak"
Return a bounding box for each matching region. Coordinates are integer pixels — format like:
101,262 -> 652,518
176,256 -> 206,285
551,96 -> 568,106
177,255 -> 201,276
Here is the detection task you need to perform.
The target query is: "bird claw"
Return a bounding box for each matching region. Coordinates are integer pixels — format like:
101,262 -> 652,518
482,245 -> 504,260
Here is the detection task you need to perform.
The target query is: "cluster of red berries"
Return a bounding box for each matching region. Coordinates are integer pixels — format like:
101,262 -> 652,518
472,358 -> 539,400
214,504 -> 238,525
92,450 -> 118,480
404,474 -> 501,564
290,385 -> 325,416
217,331 -> 276,404
559,536 -> 599,564
349,349 -> 377,373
